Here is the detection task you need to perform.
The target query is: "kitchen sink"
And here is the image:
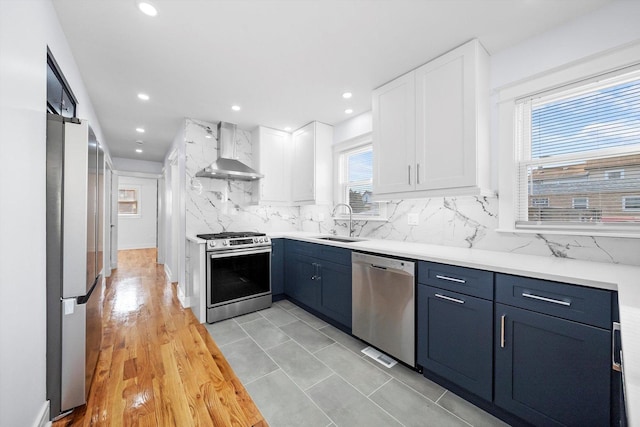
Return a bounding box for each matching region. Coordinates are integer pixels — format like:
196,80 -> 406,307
316,236 -> 365,243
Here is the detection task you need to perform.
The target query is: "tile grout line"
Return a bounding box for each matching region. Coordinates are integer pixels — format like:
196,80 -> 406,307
233,309 -> 400,427
366,376 -> 394,398
236,317 -> 340,427
310,345 -> 407,427
214,302 -> 485,427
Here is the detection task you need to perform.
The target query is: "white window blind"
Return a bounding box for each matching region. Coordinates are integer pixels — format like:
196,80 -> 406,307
516,70 -> 640,231
340,145 -> 381,216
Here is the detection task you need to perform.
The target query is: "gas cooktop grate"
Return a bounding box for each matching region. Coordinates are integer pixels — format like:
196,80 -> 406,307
196,231 -> 266,240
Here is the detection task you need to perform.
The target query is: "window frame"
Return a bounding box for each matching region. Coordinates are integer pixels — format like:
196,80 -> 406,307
531,198 -> 549,207
333,133 -> 387,221
623,196 -> 640,211
572,197 -> 589,209
118,185 -> 141,217
605,169 -> 625,180
497,41 -> 640,238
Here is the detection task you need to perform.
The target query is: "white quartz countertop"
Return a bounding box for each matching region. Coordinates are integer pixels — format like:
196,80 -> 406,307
186,235 -> 206,244
269,231 -> 640,424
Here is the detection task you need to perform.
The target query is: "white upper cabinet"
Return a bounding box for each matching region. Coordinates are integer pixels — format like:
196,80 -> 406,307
372,72 -> 416,194
251,126 -> 292,204
291,121 -> 333,205
373,39 -> 490,198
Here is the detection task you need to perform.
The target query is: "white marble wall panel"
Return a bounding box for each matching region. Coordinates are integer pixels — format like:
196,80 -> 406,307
318,196 -> 640,266
182,118 -> 639,266
184,119 -> 299,237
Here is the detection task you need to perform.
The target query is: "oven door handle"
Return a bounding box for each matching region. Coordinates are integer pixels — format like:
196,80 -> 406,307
207,247 -> 272,258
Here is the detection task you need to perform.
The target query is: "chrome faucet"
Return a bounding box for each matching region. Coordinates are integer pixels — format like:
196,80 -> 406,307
331,203 -> 354,237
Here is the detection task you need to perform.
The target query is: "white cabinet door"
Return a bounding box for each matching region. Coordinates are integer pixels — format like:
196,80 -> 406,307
415,41 -> 480,191
373,72 -> 416,195
257,127 -> 291,202
292,123 -> 316,202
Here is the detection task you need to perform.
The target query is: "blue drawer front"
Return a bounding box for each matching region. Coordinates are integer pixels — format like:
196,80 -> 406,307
495,273 -> 612,329
285,239 -> 351,265
418,261 -> 493,300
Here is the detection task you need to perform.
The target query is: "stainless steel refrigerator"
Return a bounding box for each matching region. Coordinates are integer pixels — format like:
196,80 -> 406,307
46,114 -> 104,419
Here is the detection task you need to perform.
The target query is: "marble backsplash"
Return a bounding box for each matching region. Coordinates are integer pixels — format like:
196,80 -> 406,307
184,119 -> 639,266
185,119 -> 300,236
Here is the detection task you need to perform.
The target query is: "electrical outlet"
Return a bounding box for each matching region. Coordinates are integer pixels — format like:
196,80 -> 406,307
407,213 -> 419,226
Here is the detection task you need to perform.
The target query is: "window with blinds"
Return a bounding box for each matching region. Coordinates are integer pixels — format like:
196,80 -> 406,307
515,69 -> 640,232
118,187 -> 140,216
339,145 -> 382,217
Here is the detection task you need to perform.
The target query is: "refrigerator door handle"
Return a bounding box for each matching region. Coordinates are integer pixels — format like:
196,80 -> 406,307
60,298 -> 86,412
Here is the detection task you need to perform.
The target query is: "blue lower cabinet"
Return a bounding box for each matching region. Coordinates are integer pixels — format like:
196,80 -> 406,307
417,284 -> 493,401
271,239 -> 285,296
494,303 -> 610,426
317,260 -> 352,328
282,240 -> 352,328
284,252 -> 320,310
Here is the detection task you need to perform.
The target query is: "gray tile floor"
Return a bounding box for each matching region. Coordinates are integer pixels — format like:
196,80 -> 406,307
205,300 -> 510,427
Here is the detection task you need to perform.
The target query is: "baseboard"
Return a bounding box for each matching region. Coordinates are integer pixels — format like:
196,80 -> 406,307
34,401 -> 51,427
117,243 -> 157,250
176,284 -> 191,308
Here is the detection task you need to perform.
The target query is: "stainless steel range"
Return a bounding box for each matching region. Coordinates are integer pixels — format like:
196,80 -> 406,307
197,232 -> 272,323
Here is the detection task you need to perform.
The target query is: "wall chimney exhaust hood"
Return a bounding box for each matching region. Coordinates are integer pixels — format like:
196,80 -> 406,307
196,122 -> 264,181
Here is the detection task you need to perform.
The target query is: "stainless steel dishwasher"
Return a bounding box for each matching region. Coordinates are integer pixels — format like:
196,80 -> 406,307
352,252 -> 416,367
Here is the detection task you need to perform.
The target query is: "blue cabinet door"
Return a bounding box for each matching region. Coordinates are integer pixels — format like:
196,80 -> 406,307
495,303 -> 610,426
284,252 -> 319,310
417,284 -> 493,401
318,260 -> 352,329
271,239 -> 284,296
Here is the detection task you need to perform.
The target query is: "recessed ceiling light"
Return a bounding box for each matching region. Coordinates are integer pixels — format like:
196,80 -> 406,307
135,148 -> 143,153
135,140 -> 144,145
137,2 -> 157,16
345,108 -> 354,114
284,126 -> 292,132
137,93 -> 150,101
231,105 -> 241,111
136,127 -> 145,133
342,92 -> 353,99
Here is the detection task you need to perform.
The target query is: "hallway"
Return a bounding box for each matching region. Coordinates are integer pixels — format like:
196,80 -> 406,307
53,249 -> 266,426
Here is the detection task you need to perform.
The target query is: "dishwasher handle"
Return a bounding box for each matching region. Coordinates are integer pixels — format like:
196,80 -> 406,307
352,252 -> 415,276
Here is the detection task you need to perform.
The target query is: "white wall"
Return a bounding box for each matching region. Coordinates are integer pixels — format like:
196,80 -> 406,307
0,0 -> 107,425
333,111 -> 372,144
117,176 -> 158,250
318,1 -> 640,266
489,0 -> 640,189
112,157 -> 163,175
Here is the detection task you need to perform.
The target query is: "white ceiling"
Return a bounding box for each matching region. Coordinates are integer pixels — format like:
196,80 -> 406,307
52,0 -> 611,163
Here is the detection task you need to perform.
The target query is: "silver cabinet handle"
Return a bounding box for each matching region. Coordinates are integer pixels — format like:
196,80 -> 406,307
435,275 -> 466,284
500,314 -> 506,348
408,165 -> 411,185
311,262 -> 317,280
435,293 -> 465,304
522,292 -> 571,306
613,322 -> 622,373
315,262 -> 321,281
416,163 -> 420,185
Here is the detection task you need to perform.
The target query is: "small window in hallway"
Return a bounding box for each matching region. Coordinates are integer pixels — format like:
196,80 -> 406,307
118,186 -> 139,216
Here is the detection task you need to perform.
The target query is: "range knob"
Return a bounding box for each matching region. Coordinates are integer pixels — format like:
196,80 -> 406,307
222,241 -> 228,246
264,237 -> 270,243
253,238 -> 258,243
210,241 -> 216,248
259,238 -> 264,243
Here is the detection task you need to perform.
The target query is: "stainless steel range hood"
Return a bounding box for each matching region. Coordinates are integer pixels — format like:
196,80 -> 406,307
196,122 -> 263,181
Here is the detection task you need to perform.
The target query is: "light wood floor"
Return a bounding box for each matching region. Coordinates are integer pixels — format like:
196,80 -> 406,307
53,248 -> 266,426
